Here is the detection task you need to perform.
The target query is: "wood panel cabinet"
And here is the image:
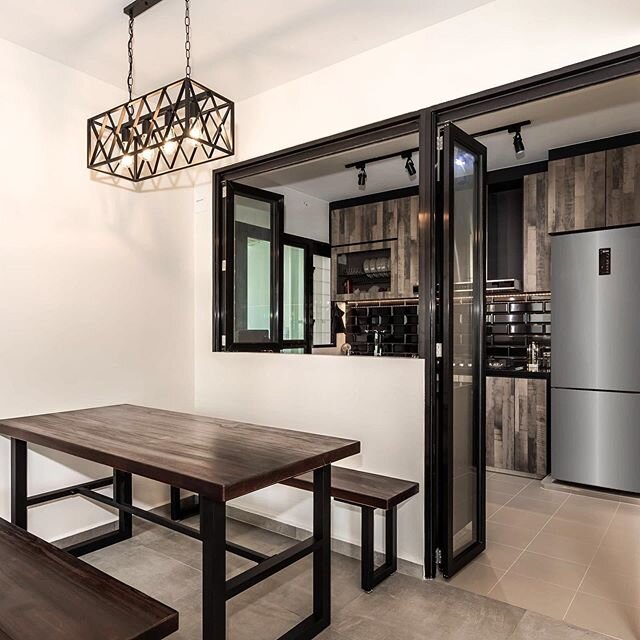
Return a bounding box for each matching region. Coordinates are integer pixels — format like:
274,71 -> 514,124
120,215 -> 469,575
330,195 -> 419,300
486,376 -> 547,478
514,378 -> 547,477
396,195 -> 419,297
331,199 -> 398,246
523,172 -> 550,292
606,144 -> 640,227
486,376 -> 515,471
547,151 -> 606,233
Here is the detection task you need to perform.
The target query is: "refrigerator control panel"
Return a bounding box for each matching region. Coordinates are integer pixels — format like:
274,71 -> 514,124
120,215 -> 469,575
599,248 -> 611,276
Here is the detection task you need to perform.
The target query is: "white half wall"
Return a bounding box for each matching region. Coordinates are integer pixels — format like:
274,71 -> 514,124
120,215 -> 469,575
194,0 -> 640,570
0,37 -> 195,542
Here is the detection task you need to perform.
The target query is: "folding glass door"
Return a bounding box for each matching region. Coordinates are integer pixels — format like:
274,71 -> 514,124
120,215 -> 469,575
437,123 -> 487,578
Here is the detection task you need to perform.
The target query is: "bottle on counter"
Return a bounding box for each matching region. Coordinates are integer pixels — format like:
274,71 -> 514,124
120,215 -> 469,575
527,341 -> 539,372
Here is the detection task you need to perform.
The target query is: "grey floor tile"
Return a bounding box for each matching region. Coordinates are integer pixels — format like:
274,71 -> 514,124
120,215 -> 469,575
332,574 -> 525,640
508,610 -> 613,640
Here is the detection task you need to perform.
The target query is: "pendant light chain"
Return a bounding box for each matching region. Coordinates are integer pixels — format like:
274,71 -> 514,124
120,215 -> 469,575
184,0 -> 191,78
127,14 -> 135,102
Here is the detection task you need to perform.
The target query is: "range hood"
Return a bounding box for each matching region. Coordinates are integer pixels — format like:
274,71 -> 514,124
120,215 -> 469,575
454,278 -> 522,294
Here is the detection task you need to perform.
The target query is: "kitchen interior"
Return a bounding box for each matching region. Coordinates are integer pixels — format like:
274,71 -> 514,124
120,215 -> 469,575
447,73 -> 640,638
239,132 -> 421,357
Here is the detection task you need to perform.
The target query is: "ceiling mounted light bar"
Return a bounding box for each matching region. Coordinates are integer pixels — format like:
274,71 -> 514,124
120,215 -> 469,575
123,0 -> 164,18
88,0 -> 234,182
469,119 -> 531,138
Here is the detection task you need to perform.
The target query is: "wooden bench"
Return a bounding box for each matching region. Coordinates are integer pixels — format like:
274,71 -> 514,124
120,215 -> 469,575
0,518 -> 178,640
171,467 -> 418,592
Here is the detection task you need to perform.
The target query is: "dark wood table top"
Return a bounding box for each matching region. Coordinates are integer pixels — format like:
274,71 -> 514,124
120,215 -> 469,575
0,518 -> 178,640
0,404 -> 360,502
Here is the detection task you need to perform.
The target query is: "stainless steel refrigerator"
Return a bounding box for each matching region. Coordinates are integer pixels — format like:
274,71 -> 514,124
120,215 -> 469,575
552,226 -> 640,493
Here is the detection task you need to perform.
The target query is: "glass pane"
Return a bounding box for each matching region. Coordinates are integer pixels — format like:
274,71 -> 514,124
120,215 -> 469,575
283,245 -> 305,341
233,195 -> 274,343
451,143 -> 478,556
313,255 -> 331,345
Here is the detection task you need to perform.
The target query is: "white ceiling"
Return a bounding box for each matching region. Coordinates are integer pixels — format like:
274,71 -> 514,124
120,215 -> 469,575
457,74 -> 640,171
246,134 -> 419,202
0,0 -> 493,101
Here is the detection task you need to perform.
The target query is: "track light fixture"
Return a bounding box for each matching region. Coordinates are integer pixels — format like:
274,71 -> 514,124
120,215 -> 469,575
470,120 -> 530,161
402,151 -> 417,177
356,163 -> 367,188
510,127 -> 526,159
346,146 -> 419,187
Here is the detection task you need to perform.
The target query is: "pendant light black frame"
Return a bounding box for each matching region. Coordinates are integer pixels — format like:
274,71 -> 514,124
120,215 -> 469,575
87,0 -> 234,182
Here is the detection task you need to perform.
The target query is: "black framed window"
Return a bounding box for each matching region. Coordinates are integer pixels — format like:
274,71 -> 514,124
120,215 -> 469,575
221,180 -> 330,353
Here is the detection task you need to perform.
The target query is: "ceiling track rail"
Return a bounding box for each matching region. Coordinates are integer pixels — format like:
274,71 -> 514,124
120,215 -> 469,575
123,0 -> 164,18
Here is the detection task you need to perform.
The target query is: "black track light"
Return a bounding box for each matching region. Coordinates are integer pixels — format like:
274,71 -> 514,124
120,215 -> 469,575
356,163 -> 367,188
402,151 -> 417,177
510,127 -> 526,159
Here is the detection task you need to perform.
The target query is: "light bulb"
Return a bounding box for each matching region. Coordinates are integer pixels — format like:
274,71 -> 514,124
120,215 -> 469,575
163,140 -> 178,154
189,123 -> 202,140
121,154 -> 134,168
140,148 -> 155,162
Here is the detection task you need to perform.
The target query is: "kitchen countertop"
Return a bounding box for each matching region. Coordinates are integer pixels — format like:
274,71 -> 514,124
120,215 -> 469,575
486,368 -> 550,380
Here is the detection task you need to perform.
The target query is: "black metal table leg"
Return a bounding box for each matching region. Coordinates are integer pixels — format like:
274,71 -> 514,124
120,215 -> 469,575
312,464 -> 331,630
361,505 -> 398,592
115,470 -> 133,540
201,497 -> 226,640
11,439 -> 27,530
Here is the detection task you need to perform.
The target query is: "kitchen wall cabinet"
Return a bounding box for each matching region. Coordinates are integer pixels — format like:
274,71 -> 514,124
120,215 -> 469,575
396,195 -> 420,297
547,151 -> 606,233
330,195 -> 419,300
331,199 -> 398,246
523,172 -> 550,292
486,375 -> 547,478
606,144 -> 640,227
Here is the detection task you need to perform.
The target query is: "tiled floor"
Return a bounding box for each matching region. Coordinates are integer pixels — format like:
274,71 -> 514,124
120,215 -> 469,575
447,473 -> 640,640
83,514 -> 609,640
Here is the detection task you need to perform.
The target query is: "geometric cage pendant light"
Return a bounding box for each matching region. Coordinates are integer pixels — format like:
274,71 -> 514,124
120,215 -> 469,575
87,0 -> 234,182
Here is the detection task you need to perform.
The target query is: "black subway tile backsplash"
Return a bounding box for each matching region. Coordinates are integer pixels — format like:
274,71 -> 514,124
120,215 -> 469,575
486,293 -> 551,367
345,300 -> 419,357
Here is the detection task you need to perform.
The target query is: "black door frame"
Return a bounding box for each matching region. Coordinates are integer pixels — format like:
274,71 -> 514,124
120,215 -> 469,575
423,43 -> 640,578
211,42 -> 640,581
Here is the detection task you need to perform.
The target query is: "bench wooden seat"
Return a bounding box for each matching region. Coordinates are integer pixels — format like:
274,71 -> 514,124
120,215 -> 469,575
281,467 -> 418,510
171,465 -> 419,592
0,518 -> 178,640
283,467 -> 418,591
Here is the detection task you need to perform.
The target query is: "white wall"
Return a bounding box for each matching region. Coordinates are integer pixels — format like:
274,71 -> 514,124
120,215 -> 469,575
280,186 -> 329,243
0,38 -> 195,541
194,0 -> 640,569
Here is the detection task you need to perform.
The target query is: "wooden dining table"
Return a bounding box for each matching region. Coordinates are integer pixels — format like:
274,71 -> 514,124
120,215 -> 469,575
0,404 -> 361,640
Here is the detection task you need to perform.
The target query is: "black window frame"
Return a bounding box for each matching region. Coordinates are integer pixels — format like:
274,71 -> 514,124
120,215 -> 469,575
218,179 -> 331,354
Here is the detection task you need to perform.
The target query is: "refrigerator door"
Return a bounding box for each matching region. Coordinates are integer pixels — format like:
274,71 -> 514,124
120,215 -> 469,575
551,227 -> 640,393
552,388 -> 640,492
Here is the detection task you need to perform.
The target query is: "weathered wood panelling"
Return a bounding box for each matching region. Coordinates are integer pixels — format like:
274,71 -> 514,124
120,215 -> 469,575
396,195 -> 420,298
523,172 -> 551,292
547,151 -> 606,233
514,378 -> 547,477
331,200 -> 398,246
486,376 -> 515,471
606,144 -> 640,227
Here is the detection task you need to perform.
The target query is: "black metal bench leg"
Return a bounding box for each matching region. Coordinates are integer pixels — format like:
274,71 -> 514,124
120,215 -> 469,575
11,439 -> 27,530
361,505 -> 398,592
